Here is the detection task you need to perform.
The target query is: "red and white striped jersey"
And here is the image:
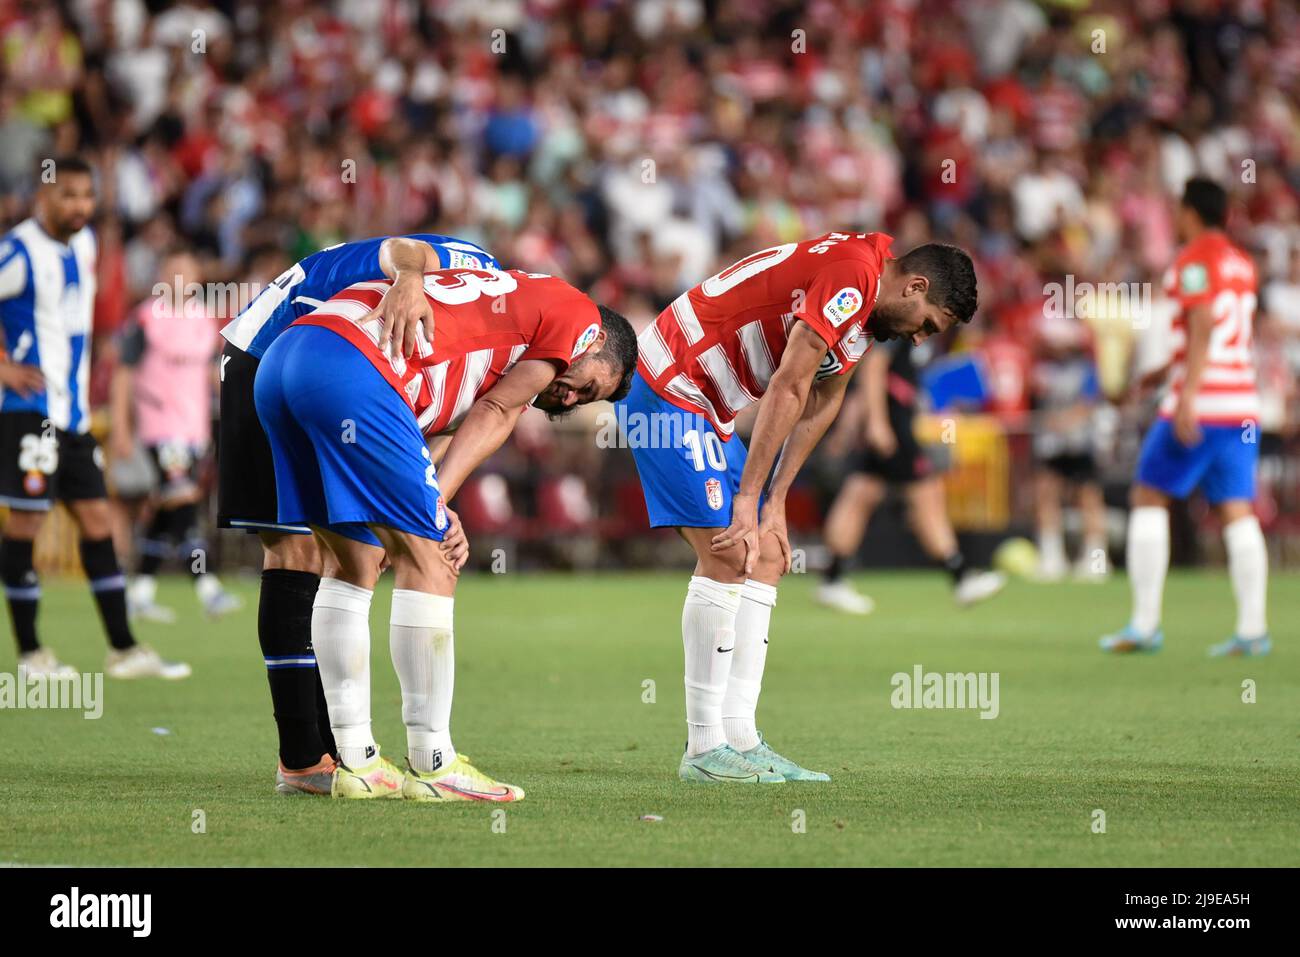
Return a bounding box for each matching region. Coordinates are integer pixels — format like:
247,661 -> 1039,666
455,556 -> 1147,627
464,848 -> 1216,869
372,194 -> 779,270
637,232 -> 892,439
293,269 -> 603,436
1159,231 -> 1260,425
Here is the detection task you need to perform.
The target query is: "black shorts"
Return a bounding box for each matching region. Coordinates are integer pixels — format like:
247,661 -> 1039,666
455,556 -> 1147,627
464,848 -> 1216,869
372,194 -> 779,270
0,411 -> 108,511
855,402 -> 933,484
1041,452 -> 1097,483
216,341 -> 308,533
147,441 -> 205,500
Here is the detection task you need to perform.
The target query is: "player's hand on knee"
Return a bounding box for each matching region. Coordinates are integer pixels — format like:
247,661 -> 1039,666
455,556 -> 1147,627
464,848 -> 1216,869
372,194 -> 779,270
759,499 -> 792,575
439,505 -> 469,573
711,492 -> 759,575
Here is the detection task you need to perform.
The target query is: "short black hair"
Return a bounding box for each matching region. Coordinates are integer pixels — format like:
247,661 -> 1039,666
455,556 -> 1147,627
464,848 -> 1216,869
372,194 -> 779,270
895,243 -> 978,324
42,155 -> 93,183
596,304 -> 637,402
1182,176 -> 1228,229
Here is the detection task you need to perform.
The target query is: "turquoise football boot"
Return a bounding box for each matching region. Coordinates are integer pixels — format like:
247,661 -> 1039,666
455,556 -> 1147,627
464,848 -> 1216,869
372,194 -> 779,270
1099,625 -> 1164,654
678,744 -> 784,783
1208,634 -> 1271,657
741,732 -> 830,782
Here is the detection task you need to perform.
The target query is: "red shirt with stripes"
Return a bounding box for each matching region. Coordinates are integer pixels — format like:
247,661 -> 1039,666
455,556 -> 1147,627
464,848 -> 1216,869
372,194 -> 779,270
293,269 -> 603,435
637,232 -> 891,439
1158,231 -> 1260,425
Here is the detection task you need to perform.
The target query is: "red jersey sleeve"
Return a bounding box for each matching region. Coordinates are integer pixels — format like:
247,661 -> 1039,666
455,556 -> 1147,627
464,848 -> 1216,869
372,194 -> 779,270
793,259 -> 877,351
523,293 -> 602,371
1171,251 -> 1217,310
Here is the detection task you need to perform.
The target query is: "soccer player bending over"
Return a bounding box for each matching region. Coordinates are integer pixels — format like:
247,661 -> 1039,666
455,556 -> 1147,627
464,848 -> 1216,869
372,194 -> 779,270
219,233 -> 500,795
254,268 -> 636,800
616,233 -> 976,783
1101,179 -> 1269,657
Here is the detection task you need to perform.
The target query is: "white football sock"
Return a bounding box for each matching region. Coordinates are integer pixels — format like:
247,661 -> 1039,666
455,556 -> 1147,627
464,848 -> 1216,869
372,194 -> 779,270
723,579 -> 776,753
1080,535 -> 1108,575
1038,527 -> 1067,574
682,576 -> 743,757
1224,515 -> 1268,638
128,574 -> 157,605
1127,506 -> 1169,635
194,572 -> 222,604
389,588 -> 456,772
312,578 -> 375,768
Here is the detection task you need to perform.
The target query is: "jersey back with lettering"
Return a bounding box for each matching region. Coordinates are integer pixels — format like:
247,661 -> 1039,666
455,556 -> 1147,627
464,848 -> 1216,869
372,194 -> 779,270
0,219 -> 97,433
294,269 -> 602,436
1160,230 -> 1259,424
220,233 -> 500,358
637,232 -> 891,438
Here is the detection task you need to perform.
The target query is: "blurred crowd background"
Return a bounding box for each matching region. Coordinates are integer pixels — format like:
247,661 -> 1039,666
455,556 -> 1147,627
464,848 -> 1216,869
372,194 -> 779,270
2,0 -> 1298,574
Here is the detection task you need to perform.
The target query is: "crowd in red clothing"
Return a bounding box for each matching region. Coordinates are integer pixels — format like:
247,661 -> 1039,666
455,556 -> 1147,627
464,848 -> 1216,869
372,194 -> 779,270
2,0 -> 1298,549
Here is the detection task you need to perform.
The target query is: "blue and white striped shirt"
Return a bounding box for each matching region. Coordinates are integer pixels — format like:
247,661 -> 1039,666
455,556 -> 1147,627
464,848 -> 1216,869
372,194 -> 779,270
0,218 -> 97,434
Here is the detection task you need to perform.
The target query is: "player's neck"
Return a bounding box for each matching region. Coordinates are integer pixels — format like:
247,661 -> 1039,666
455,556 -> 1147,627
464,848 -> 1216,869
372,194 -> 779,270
34,210 -> 74,246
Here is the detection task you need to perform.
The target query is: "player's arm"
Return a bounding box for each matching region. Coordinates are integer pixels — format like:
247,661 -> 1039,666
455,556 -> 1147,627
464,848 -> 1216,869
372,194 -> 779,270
0,245 -> 44,396
368,237 -> 439,360
758,364 -> 859,572
110,320 -> 148,460
435,358 -> 560,502
1174,302 -> 1212,446
861,342 -> 895,455
710,321 -> 829,571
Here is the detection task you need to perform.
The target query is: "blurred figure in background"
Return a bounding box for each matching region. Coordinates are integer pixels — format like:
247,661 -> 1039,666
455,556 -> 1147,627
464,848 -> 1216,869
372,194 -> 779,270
1031,311 -> 1109,582
0,156 -> 187,678
111,247 -> 240,621
1101,179 -> 1269,657
817,335 -> 1006,614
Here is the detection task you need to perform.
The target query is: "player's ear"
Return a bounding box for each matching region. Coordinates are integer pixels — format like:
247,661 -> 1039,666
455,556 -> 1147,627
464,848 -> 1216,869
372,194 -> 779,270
905,274 -> 930,298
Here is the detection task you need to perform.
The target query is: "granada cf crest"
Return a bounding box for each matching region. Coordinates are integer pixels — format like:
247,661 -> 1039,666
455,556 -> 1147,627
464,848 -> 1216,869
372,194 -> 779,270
704,478 -> 723,511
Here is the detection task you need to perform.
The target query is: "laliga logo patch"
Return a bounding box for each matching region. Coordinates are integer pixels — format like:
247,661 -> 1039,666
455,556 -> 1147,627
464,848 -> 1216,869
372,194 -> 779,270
705,477 -> 723,511
434,499 -> 448,531
571,322 -> 600,359
446,249 -> 485,269
822,287 -> 862,327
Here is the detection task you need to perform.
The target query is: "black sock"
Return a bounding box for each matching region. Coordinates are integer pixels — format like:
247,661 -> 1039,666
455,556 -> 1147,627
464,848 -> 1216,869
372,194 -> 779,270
259,568 -> 336,768
167,503 -> 206,577
943,551 -> 968,585
2,537 -> 40,654
138,509 -> 173,577
824,554 -> 845,584
80,537 -> 136,650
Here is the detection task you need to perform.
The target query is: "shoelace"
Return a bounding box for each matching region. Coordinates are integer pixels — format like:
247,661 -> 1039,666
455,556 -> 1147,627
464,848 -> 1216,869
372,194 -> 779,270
716,748 -> 762,774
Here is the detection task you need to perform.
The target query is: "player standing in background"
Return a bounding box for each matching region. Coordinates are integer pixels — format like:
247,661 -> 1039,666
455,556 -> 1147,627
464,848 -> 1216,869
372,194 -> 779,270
816,335 -> 1006,614
1031,315 -> 1109,582
218,233 -> 502,795
254,269 -> 637,800
617,233 -> 978,783
110,246 -> 241,622
1102,178 -> 1269,656
0,156 -> 189,678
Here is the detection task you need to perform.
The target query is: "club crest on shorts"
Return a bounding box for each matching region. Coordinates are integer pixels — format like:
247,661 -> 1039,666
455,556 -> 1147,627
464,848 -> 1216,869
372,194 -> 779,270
704,477 -> 723,511
434,498 -> 448,531
23,470 -> 45,496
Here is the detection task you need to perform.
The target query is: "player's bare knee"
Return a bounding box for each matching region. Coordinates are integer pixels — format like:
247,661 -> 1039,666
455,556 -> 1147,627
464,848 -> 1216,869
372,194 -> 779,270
3,508 -> 45,540
1130,484 -> 1167,509
261,531 -> 321,573
68,498 -> 112,539
390,535 -> 458,596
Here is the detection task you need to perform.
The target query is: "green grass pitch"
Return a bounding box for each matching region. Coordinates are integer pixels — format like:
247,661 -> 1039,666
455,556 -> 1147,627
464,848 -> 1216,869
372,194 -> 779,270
1,569 -> 1295,867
